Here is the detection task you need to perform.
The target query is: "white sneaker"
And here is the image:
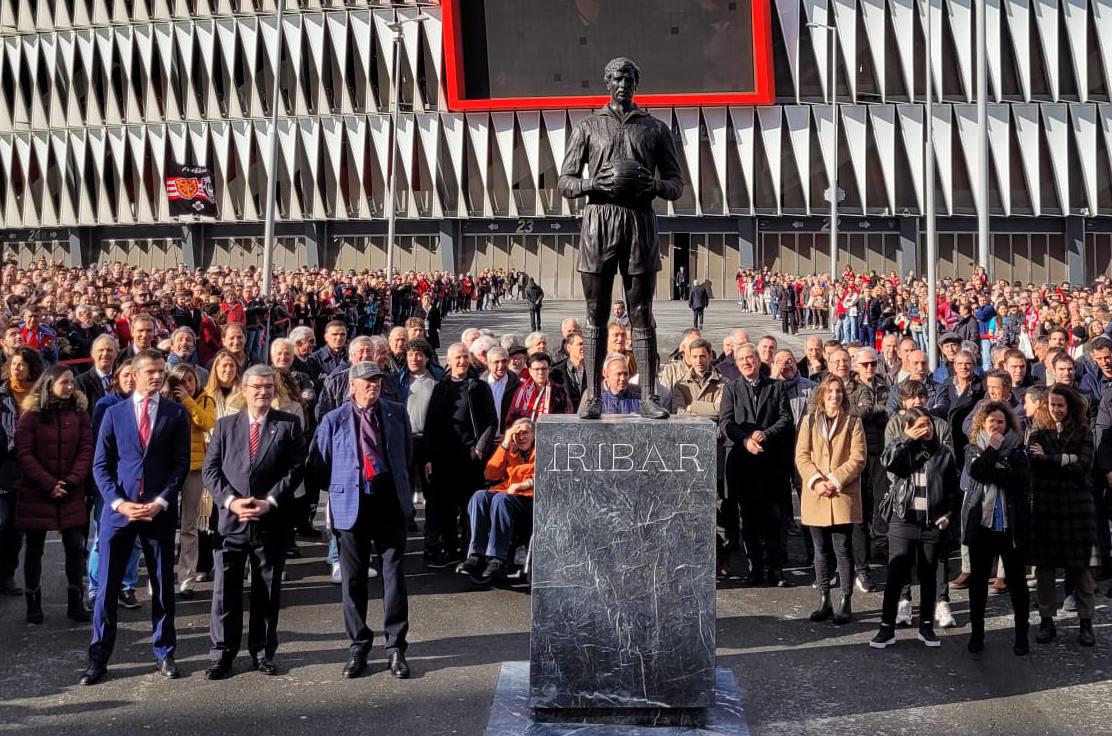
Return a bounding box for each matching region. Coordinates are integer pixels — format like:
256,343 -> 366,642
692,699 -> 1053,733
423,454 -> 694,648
330,562 -> 342,585
935,600 -> 957,629
896,599 -> 913,627
368,565 -> 379,579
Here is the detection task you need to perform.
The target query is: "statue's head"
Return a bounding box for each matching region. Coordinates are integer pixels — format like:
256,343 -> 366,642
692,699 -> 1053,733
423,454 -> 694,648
603,57 -> 641,104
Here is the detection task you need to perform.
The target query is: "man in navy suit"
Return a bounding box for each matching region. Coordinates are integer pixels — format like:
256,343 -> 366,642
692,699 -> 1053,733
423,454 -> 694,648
309,362 -> 413,680
202,364 -> 305,679
83,350 -> 191,685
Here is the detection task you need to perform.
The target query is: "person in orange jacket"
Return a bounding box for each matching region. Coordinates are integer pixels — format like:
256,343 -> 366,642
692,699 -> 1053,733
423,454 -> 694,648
459,418 -> 536,582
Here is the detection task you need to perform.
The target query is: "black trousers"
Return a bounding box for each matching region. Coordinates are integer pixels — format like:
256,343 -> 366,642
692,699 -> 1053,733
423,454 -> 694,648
692,307 -> 705,329
209,527 -> 286,661
881,522 -> 941,627
0,492 -> 22,583
852,454 -> 882,570
739,489 -> 785,573
967,528 -> 1029,640
336,488 -> 409,654
781,306 -> 798,335
810,524 -> 854,594
529,304 -> 543,330
425,460 -> 479,555
24,526 -> 85,591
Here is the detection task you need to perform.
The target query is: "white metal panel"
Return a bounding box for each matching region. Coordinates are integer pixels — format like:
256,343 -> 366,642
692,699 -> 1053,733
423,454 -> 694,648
775,0 -> 801,98
932,104 -> 954,215
702,107 -> 729,214
757,106 -> 783,211
491,111 -> 517,216
1061,0 -> 1087,102
1012,104 -> 1041,215
897,104 -> 924,211
1031,0 -> 1059,100
986,104 -> 1011,215
1041,104 -> 1070,212
860,0 -> 887,96
516,111 -> 541,201
870,105 -> 897,213
466,112 -> 492,216
985,0 -> 1001,101
1094,0 -> 1112,107
675,108 -> 702,214
1069,104 -> 1098,213
841,105 -> 869,209
946,0 -> 974,101
1002,0 -> 1030,101
441,112 -> 467,214
784,105 -> 812,210
953,104 -> 983,214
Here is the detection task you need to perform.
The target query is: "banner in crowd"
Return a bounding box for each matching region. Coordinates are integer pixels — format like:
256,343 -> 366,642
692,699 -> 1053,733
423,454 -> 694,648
165,163 -> 218,217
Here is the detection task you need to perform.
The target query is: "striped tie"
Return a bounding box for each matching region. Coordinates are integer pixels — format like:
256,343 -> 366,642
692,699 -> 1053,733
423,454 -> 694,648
249,421 -> 260,460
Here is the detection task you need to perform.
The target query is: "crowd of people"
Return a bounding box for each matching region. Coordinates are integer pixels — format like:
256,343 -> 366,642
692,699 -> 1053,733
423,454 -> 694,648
1,256 -> 1110,686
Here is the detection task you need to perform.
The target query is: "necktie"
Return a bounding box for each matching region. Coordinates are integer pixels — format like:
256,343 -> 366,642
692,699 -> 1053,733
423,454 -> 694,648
249,421 -> 261,460
138,396 -> 152,448
102,375 -> 110,391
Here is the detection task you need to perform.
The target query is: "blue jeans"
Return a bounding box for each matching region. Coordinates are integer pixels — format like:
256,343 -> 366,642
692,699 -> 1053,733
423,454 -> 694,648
980,339 -> 993,371
467,490 -> 532,562
87,503 -> 141,596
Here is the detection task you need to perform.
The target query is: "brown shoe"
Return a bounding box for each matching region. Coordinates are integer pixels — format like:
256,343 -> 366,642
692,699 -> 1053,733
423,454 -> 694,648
950,573 -> 971,590
989,577 -> 1007,595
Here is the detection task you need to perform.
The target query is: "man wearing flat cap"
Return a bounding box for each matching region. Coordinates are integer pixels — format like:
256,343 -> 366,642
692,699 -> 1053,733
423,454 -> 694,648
308,361 -> 414,680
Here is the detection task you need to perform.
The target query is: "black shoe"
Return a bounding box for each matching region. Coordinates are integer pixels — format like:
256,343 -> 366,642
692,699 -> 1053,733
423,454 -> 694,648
459,554 -> 484,576
119,589 -> 141,610
342,650 -> 368,679
67,586 -> 91,623
967,635 -> 984,654
255,656 -> 278,676
832,594 -> 853,625
869,626 -> 896,649
743,567 -> 766,587
79,661 -> 108,686
1079,619 -> 1096,647
855,572 -> 878,594
482,558 -> 506,579
156,656 -> 180,679
1036,616 -> 1056,644
578,395 -> 602,420
388,650 -> 411,679
639,395 -> 670,420
810,591 -> 833,622
1014,630 -> 1030,656
767,569 -> 793,588
0,577 -> 22,596
424,549 -> 462,570
205,657 -> 235,680
917,626 -> 941,647
25,589 -> 43,625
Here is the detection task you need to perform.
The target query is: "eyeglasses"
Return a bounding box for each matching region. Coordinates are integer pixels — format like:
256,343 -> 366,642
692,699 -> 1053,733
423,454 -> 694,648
858,361 -> 877,367
244,383 -> 275,391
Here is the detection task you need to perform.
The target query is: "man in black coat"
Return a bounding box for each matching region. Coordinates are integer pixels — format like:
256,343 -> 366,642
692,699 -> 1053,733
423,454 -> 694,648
550,331 -> 587,411
76,335 -> 120,411
201,365 -> 305,679
524,278 -> 545,331
718,343 -> 794,586
424,343 -> 498,569
689,280 -> 709,329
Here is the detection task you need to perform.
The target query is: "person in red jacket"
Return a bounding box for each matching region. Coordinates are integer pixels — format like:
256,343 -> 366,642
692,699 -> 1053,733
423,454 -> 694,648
14,365 -> 95,625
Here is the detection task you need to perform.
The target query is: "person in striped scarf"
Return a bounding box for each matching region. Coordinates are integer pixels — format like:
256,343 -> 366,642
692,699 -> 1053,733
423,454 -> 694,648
503,353 -> 572,430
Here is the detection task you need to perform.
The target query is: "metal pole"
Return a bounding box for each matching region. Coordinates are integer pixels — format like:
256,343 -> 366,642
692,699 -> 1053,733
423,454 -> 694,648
925,0 -> 939,371
385,26 -> 403,280
261,0 -> 285,297
829,24 -> 839,280
975,0 -> 989,273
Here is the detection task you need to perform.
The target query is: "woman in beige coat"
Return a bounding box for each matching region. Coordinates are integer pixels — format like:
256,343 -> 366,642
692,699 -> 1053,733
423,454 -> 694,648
796,374 -> 866,625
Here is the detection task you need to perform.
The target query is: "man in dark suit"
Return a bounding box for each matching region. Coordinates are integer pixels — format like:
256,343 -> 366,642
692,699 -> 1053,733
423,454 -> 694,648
309,362 -> 414,680
82,350 -> 191,685
76,335 -> 119,414
483,346 -> 521,431
689,279 -> 709,329
550,331 -> 587,411
202,365 -> 305,679
718,342 -> 794,586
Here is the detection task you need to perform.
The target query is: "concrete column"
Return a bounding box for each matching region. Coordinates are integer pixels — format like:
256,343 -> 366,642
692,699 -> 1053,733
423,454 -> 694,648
1065,216 -> 1086,286
898,218 -> 920,278
180,224 -> 202,269
737,216 -> 756,269
304,221 -> 325,268
438,219 -> 462,273
67,228 -> 88,267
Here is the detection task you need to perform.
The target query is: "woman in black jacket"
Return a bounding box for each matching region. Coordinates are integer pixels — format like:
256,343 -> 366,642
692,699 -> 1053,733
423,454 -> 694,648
1028,384 -> 1097,647
871,407 -> 960,649
962,401 -> 1031,656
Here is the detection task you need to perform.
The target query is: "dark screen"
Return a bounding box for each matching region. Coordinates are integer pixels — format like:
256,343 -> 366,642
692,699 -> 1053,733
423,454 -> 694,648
459,0 -> 756,100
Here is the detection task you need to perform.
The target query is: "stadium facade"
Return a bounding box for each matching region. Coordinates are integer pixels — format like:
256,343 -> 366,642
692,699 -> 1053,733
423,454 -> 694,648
0,0 -> 1110,299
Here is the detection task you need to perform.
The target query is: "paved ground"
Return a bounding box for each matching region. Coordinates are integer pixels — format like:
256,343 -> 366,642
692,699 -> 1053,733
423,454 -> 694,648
1,298 -> 1109,736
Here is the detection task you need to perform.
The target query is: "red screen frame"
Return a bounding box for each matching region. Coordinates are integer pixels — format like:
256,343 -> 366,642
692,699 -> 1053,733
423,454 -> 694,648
441,0 -> 776,111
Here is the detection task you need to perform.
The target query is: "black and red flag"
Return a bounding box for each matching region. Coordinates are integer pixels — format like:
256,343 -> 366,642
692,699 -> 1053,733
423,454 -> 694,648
165,163 -> 218,217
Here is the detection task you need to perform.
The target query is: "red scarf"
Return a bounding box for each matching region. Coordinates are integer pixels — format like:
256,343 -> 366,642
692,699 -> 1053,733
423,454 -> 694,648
508,379 -> 552,422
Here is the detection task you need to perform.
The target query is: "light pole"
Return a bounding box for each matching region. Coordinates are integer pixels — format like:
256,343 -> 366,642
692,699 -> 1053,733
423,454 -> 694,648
923,0 -> 939,370
807,20 -> 840,279
975,0 -> 989,273
260,0 -> 286,297
384,13 -> 434,281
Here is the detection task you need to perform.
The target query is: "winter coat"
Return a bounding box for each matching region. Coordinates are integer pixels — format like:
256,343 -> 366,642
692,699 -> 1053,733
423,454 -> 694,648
960,440 -> 1030,550
795,412 -> 866,526
0,382 -> 19,492
1026,427 -> 1097,569
14,391 -> 94,532
880,436 -> 960,525
846,375 -> 890,452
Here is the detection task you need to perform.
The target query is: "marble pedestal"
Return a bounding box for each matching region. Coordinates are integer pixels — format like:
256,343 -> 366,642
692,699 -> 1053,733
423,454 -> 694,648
529,415 -> 718,719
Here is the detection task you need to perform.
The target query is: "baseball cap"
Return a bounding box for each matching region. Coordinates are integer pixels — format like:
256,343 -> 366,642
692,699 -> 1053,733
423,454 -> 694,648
349,362 -> 383,381
938,332 -> 961,347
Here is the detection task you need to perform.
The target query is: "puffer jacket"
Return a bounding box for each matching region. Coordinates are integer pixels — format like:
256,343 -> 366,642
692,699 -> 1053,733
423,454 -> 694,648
14,391 -> 94,532
880,435 -> 960,525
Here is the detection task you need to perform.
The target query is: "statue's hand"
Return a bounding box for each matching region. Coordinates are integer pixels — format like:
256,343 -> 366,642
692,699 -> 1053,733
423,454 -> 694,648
594,164 -> 617,194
